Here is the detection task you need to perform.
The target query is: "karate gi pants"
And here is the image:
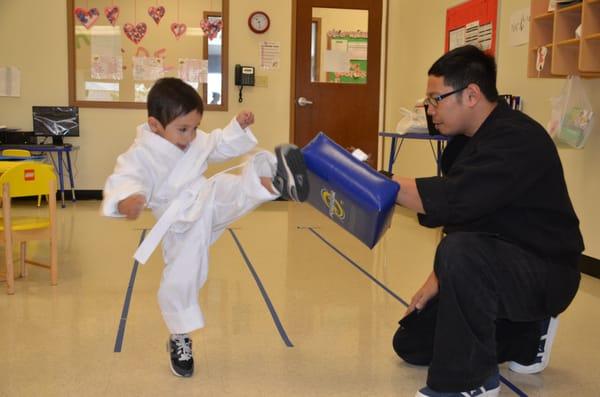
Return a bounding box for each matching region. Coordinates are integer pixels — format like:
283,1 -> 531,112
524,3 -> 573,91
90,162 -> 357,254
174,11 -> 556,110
392,232 -> 580,392
158,151 -> 278,334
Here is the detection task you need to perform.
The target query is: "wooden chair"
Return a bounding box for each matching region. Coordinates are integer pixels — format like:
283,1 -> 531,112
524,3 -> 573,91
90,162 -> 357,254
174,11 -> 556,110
1,149 -> 47,206
0,163 -> 57,294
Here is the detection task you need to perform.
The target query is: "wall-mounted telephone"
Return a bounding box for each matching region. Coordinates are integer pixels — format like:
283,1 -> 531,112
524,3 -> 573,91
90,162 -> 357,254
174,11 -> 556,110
235,64 -> 255,86
235,64 -> 255,102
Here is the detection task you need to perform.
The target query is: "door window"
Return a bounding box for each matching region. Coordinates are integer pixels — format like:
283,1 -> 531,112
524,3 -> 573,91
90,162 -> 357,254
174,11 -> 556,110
310,8 -> 368,85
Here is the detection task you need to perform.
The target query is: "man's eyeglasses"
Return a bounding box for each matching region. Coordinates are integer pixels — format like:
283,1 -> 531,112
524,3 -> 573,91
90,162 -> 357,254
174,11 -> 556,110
424,86 -> 468,107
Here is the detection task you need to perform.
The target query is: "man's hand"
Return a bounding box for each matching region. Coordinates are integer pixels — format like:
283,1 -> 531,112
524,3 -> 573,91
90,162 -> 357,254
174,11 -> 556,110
117,194 -> 146,220
406,271 -> 439,315
236,111 -> 255,130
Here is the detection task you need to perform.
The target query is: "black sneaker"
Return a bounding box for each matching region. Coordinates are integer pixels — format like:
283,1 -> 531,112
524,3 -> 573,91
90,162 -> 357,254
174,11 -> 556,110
509,316 -> 559,374
167,334 -> 194,377
273,144 -> 309,202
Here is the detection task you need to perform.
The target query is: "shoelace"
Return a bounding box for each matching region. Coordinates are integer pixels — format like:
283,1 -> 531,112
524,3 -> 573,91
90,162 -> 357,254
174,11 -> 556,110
173,336 -> 192,361
533,332 -> 549,360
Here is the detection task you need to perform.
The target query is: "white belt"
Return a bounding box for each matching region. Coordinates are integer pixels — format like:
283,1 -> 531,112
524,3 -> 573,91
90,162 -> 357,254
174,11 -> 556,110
133,162 -> 247,264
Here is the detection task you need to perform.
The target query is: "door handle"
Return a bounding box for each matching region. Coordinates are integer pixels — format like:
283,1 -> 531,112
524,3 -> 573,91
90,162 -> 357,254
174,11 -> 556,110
296,97 -> 313,107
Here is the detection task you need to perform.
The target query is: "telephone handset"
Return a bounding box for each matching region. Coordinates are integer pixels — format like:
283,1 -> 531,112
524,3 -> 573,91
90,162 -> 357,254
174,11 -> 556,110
235,64 -> 255,102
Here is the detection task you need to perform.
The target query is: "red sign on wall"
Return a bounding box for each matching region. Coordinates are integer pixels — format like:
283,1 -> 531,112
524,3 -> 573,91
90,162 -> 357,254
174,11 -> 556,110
445,0 -> 498,56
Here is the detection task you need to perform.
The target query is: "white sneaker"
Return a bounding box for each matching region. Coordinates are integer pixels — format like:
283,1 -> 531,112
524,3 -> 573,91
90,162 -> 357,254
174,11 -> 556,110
508,316 -> 559,374
415,371 -> 500,396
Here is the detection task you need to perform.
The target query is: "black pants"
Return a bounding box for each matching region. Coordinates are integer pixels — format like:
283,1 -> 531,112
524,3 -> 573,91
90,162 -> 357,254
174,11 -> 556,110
392,232 -> 580,392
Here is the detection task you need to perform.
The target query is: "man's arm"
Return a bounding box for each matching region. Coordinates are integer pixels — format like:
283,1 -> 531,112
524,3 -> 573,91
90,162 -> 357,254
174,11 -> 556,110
392,176 -> 425,214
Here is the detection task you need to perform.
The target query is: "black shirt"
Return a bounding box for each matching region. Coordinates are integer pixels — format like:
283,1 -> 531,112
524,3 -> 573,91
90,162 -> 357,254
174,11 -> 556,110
416,102 -> 584,267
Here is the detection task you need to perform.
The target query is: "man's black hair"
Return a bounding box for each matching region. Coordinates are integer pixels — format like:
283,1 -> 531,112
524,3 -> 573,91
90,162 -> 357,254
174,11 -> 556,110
428,45 -> 499,102
147,78 -> 204,127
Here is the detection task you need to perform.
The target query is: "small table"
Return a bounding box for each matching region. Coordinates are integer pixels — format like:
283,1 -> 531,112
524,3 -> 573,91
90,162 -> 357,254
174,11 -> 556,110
379,132 -> 451,177
0,144 -> 78,207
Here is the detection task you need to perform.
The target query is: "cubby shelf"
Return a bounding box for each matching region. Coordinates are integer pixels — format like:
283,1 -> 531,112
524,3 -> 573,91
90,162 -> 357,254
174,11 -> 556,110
528,0 -> 600,77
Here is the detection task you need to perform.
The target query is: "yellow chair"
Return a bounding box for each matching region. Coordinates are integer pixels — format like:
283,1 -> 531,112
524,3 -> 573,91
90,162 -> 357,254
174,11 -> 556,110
1,149 -> 47,206
2,149 -> 33,158
0,163 -> 57,294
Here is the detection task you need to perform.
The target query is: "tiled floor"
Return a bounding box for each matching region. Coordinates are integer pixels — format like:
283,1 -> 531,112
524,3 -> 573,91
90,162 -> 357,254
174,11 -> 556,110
1,200 -> 599,396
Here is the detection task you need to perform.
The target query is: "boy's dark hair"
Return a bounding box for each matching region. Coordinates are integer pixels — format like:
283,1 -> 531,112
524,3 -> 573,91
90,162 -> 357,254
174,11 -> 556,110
147,78 -> 204,127
428,45 -> 499,102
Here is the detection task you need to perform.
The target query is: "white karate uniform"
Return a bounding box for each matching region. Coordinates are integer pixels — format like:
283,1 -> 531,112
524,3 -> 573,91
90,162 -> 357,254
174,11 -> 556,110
102,118 -> 279,334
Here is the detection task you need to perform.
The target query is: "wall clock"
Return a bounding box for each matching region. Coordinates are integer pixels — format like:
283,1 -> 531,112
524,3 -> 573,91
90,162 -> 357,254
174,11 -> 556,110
248,11 -> 270,34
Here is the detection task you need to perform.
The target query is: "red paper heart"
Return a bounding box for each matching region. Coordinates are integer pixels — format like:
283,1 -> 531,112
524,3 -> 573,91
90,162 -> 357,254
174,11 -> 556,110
104,6 -> 119,26
74,7 -> 100,29
123,22 -> 148,45
148,6 -> 166,25
170,22 -> 187,40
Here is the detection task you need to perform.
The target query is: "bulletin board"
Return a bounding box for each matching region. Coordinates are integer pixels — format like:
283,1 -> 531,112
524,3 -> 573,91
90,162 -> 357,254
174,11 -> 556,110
67,0 -> 228,109
445,0 -> 498,55
325,31 -> 368,85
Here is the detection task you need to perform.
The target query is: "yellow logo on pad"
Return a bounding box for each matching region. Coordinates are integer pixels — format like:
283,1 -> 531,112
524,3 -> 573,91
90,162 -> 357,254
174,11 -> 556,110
320,188 -> 345,220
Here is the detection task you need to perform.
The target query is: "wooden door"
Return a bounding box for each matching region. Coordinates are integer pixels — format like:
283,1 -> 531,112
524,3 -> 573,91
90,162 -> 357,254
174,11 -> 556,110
292,0 -> 382,165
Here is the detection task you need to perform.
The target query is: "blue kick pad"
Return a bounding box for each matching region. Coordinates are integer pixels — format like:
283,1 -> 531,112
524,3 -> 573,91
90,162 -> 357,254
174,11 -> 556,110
301,132 -> 400,248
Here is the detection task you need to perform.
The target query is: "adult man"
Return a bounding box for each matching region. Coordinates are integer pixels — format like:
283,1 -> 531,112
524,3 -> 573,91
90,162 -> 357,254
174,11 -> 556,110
390,45 -> 583,396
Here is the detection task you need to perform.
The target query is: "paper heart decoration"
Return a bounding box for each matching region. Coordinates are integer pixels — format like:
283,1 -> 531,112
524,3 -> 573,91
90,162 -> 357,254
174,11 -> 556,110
200,18 -> 223,40
74,7 -> 100,29
148,6 -> 166,25
104,6 -> 119,26
170,22 -> 187,40
123,22 -> 148,45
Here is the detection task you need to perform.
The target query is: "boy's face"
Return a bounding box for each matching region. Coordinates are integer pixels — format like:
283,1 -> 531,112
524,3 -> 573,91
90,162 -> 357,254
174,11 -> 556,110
149,110 -> 202,150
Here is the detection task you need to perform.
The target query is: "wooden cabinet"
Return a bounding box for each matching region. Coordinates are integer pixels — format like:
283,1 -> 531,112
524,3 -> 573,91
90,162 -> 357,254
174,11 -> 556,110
528,0 -> 600,77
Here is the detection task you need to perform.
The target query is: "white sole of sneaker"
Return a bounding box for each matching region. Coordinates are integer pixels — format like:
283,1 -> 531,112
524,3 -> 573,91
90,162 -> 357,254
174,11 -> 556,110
168,358 -> 193,377
415,385 -> 500,397
508,317 -> 559,374
169,361 -> 184,377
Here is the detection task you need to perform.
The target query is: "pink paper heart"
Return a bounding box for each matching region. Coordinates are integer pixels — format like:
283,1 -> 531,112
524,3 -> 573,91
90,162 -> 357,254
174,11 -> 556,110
170,22 -> 187,40
123,22 -> 148,45
104,6 -> 119,26
200,18 -> 223,40
74,7 -> 100,29
148,6 -> 166,25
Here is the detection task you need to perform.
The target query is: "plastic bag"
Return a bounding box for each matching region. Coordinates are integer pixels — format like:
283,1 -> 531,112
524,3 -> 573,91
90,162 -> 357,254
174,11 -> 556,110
395,104 -> 428,133
555,76 -> 595,149
546,95 -> 564,138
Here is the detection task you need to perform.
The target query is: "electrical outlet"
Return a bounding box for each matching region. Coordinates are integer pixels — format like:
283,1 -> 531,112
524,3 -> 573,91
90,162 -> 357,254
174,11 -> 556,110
254,75 -> 268,87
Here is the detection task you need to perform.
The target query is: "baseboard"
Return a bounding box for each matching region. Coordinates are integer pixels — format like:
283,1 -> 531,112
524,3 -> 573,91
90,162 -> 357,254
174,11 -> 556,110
61,190 -> 284,201
579,254 -> 600,279
62,190 -> 103,200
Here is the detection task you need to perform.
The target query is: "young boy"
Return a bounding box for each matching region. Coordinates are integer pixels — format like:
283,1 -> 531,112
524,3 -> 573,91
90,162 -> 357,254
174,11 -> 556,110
102,77 -> 309,377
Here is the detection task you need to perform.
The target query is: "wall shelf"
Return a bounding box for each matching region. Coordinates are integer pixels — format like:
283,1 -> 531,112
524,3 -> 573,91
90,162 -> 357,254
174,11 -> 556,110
555,38 -> 580,46
528,0 -> 600,77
